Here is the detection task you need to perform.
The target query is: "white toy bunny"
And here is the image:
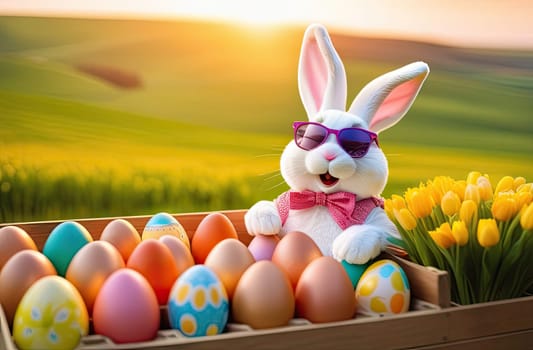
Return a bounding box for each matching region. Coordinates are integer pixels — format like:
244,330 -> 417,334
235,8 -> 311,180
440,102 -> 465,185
245,24 -> 429,264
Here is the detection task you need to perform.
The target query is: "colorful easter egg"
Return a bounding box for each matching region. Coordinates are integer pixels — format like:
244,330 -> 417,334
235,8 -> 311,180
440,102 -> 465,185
142,213 -> 189,249
167,265 -> 229,337
12,276 -> 89,350
355,259 -> 410,316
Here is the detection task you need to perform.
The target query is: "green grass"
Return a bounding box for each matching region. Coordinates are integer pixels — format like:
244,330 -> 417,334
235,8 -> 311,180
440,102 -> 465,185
0,16 -> 532,223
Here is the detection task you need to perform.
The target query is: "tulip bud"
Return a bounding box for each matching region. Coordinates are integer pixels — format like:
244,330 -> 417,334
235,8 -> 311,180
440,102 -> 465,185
429,222 -> 456,249
513,177 -> 526,191
394,208 -> 417,231
452,221 -> 469,246
391,194 -> 407,210
494,176 -> 514,195
384,198 -> 394,219
476,176 -> 493,201
460,200 -> 478,225
452,180 -> 467,201
464,184 -> 480,204
466,171 -> 481,185
406,188 -> 434,219
520,202 -> 533,230
441,191 -> 461,216
515,191 -> 532,210
477,219 -> 500,248
491,194 -> 518,222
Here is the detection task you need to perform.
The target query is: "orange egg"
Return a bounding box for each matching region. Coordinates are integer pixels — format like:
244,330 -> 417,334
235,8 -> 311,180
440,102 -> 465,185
205,239 -> 255,299
271,231 -> 322,290
127,239 -> 179,304
232,261 -> 294,329
159,235 -> 195,276
0,226 -> 38,271
65,241 -> 125,314
295,256 -> 356,323
0,250 -> 56,326
191,212 -> 238,264
100,219 -> 141,262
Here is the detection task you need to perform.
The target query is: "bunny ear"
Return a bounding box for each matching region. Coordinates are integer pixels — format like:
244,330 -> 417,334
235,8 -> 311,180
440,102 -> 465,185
298,24 -> 347,119
348,62 -> 430,133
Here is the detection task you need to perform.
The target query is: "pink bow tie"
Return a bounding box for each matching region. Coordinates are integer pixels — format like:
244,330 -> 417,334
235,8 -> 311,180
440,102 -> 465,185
289,190 -> 357,229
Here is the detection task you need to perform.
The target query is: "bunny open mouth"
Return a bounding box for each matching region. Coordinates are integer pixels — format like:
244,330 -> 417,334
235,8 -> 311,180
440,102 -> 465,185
320,172 -> 339,186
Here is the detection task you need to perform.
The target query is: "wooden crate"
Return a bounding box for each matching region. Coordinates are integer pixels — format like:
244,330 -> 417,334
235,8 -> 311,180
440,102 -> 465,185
1,210 -> 532,349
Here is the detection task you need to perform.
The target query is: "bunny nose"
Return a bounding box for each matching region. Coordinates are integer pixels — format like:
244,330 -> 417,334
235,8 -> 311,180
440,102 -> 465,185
324,152 -> 336,161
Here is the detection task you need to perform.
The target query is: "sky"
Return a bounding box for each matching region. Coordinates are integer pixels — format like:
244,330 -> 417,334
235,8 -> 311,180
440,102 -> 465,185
1,0 -> 532,49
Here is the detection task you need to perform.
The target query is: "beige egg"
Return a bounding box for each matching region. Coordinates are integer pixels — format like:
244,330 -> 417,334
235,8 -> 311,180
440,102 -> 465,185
205,238 -> 255,299
100,219 -> 141,262
159,235 -> 195,275
0,250 -> 56,326
65,241 -> 125,314
232,261 -> 294,329
0,225 -> 38,271
271,231 -> 322,290
295,256 -> 356,323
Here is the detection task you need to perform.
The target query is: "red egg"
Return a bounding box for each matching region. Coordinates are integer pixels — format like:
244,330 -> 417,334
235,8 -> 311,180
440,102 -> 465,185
127,239 -> 179,304
191,212 -> 238,264
271,231 -> 322,290
93,269 -> 160,344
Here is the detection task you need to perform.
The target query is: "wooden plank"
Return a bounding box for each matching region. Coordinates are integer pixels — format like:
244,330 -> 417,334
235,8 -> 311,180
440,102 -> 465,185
414,329 -> 533,350
446,296 -> 533,342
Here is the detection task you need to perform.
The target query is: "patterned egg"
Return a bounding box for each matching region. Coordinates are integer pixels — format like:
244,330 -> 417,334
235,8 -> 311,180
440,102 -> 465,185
355,259 -> 410,316
12,276 -> 89,350
142,212 -> 189,249
167,265 -> 229,337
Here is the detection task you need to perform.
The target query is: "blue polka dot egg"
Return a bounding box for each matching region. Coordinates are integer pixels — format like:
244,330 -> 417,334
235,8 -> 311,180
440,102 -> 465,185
167,265 -> 229,337
355,259 -> 410,316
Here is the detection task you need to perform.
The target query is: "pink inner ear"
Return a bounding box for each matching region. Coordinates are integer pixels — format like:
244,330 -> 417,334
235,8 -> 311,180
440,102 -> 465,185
303,38 -> 328,113
369,76 -> 424,130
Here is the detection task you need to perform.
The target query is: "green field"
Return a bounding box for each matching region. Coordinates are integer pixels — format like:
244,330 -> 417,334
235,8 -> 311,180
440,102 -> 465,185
1,16 -> 532,223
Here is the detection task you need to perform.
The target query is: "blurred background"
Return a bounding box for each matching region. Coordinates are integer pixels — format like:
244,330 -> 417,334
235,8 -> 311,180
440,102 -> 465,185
0,0 -> 532,223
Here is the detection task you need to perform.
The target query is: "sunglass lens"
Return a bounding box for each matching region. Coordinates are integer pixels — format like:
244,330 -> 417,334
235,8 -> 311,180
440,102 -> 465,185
339,129 -> 371,158
295,123 -> 327,150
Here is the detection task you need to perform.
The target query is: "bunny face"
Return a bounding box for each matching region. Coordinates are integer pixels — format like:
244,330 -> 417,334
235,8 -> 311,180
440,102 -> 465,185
281,110 -> 388,198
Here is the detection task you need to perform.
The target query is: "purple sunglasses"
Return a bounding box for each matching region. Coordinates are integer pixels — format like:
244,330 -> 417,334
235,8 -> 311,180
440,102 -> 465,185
293,121 -> 379,158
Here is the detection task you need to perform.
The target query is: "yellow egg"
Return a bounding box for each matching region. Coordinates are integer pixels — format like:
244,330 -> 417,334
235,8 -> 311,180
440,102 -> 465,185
355,259 -> 410,316
13,276 -> 89,350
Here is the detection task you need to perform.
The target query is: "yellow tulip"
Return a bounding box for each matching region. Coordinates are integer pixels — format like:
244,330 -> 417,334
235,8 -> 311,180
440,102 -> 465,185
452,221 -> 469,246
391,194 -> 407,210
517,183 -> 532,194
513,177 -> 526,191
491,194 -> 518,222
520,202 -> 533,230
384,198 -> 394,219
406,188 -> 434,219
452,180 -> 467,201
429,222 -> 456,249
477,219 -> 500,248
428,176 -> 455,203
464,184 -> 481,204
460,199 -> 478,224
466,171 -> 481,185
515,191 -> 532,210
476,176 -> 493,201
441,190 -> 461,216
494,176 -> 514,195
394,208 -> 417,231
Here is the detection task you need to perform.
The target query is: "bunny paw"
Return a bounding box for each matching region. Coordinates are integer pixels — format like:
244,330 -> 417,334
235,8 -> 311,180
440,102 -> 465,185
244,200 -> 282,236
332,227 -> 384,264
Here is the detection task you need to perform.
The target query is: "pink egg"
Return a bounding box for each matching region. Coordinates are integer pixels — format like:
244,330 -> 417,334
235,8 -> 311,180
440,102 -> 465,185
92,268 -> 160,344
248,234 -> 280,261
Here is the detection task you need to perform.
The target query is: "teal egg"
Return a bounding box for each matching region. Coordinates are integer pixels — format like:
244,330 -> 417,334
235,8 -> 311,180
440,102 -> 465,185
43,222 -> 93,276
341,260 -> 370,289
167,265 -> 229,337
